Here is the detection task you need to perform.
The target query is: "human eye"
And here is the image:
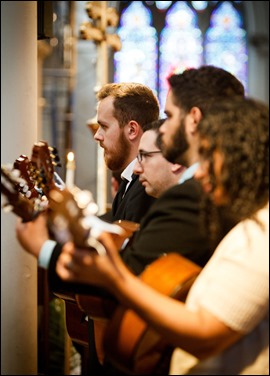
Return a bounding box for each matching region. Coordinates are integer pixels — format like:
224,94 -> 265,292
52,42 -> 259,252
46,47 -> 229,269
99,124 -> 108,131
137,151 -> 149,162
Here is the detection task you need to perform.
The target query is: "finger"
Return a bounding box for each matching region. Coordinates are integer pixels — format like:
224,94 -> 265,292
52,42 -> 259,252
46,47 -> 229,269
62,241 -> 76,255
98,232 -> 119,262
56,261 -> 75,281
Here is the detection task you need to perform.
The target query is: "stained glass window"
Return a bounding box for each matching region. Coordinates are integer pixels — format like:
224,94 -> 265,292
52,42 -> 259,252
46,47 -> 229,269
115,1 -> 247,112
159,2 -> 203,111
205,2 -> 248,92
114,2 -> 158,95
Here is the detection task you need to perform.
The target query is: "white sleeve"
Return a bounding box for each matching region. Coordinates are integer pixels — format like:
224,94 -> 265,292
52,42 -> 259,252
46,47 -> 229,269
38,240 -> 57,269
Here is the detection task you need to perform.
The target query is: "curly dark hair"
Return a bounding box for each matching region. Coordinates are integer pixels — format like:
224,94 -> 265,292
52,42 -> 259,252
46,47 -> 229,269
96,82 -> 160,130
198,97 -> 269,241
168,65 -> 245,116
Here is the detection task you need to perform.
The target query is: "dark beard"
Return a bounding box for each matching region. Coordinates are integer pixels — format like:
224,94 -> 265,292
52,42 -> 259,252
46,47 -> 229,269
160,118 -> 189,165
105,130 -> 131,171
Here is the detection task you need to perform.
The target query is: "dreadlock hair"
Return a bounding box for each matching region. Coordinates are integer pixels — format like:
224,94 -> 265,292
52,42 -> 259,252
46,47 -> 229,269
198,97 -> 269,243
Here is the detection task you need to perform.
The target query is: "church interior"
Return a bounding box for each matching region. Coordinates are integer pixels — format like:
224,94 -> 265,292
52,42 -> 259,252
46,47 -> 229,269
1,1 -> 269,374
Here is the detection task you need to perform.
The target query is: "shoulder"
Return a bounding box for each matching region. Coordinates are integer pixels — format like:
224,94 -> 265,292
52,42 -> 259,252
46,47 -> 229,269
155,178 -> 202,205
217,205 -> 269,269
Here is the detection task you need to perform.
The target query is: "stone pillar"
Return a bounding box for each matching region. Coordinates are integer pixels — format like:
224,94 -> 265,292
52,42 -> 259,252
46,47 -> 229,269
1,2 -> 38,374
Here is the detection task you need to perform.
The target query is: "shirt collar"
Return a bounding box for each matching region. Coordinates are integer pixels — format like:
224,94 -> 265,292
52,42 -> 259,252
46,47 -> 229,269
121,159 -> 137,183
178,162 -> 199,184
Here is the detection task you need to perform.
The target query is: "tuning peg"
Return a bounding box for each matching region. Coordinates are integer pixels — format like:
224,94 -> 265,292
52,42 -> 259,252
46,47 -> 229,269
47,145 -> 62,166
49,146 -> 59,157
52,155 -> 62,167
25,190 -> 32,199
22,184 -> 29,193
52,153 -> 60,162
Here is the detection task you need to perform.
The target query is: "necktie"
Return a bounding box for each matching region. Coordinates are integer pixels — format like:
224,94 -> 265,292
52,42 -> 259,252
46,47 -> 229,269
112,178 -> 129,215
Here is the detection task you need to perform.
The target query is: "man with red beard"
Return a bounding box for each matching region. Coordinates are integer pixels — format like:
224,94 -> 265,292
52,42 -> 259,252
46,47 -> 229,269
94,82 -> 159,222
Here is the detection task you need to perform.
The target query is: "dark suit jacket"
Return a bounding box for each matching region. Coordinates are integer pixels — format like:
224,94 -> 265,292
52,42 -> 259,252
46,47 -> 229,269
100,174 -> 156,223
48,174 -> 155,293
48,178 -> 216,291
121,177 -> 213,275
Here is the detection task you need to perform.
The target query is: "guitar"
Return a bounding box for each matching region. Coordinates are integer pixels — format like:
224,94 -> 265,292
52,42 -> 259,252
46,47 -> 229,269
30,142 -> 93,347
1,145 -> 87,346
46,185 -> 136,358
47,186 -> 134,315
103,253 -> 201,375
45,186 -> 202,373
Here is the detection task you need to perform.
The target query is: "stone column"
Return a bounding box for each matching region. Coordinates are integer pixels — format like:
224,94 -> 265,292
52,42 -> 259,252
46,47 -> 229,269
1,2 -> 38,374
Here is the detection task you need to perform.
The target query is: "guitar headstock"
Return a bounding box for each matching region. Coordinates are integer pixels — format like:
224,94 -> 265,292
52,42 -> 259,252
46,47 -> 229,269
31,140 -> 61,195
47,187 -> 92,248
1,164 -> 47,222
13,154 -> 39,199
47,186 -> 130,252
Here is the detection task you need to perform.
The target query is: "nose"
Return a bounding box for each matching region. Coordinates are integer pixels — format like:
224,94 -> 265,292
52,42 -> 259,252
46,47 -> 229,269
133,159 -> 143,175
93,127 -> 103,141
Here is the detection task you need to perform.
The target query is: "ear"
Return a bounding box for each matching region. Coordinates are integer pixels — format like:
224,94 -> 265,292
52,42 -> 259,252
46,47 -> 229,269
171,164 -> 186,174
188,107 -> 202,134
126,120 -> 141,141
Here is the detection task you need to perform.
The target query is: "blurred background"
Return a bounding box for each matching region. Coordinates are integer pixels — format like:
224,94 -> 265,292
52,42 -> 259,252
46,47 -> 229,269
1,1 -> 269,374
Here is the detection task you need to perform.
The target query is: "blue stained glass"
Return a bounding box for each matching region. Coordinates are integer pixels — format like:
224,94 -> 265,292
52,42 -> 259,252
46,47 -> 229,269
155,1 -> 172,10
115,1 -> 248,113
114,2 -> 158,95
191,1 -> 208,11
205,2 -> 248,93
159,2 -> 203,111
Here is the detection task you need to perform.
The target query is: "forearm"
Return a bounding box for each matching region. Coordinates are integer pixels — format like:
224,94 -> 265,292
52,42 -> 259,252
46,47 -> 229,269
56,238 -> 241,359
15,214 -> 50,258
105,264 -> 241,359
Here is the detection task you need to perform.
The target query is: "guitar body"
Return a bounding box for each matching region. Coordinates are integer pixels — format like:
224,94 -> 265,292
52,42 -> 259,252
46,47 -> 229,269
103,253 -> 201,375
64,300 -> 89,347
75,293 -> 117,320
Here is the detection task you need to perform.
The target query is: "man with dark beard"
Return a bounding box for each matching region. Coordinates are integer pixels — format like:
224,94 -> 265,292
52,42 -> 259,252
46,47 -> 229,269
120,65 -> 245,274
94,82 -> 159,222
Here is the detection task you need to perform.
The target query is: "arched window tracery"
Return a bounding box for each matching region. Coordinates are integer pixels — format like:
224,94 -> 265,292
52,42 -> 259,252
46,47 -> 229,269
114,1 -> 247,112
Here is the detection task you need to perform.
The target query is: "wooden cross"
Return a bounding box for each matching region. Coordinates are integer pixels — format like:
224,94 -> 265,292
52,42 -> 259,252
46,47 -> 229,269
80,1 -> 121,214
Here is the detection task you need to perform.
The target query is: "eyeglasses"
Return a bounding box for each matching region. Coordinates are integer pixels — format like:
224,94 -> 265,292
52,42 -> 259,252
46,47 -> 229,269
137,150 -> 162,163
